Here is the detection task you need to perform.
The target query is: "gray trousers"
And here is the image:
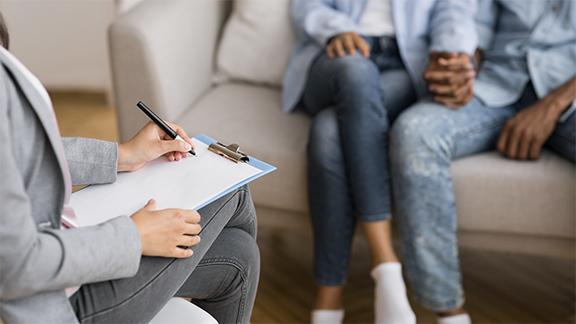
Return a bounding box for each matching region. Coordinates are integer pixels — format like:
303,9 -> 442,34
69,186 -> 260,324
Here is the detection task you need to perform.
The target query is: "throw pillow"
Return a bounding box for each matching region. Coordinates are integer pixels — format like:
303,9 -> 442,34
215,0 -> 296,87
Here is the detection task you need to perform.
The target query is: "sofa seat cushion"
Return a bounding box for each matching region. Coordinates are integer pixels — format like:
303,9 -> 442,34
178,83 -> 311,213
452,150 -> 575,239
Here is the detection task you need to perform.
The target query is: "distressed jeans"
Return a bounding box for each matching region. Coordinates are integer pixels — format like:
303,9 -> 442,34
389,84 -> 575,311
302,36 -> 417,286
69,186 -> 260,323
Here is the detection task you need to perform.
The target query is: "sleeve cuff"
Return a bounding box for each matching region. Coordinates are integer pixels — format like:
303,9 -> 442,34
62,137 -> 118,186
559,100 -> 576,123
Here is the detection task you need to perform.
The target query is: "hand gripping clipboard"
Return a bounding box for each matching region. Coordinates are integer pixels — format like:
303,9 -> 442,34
70,134 -> 276,227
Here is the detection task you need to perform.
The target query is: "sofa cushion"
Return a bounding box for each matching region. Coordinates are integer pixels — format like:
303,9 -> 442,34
452,150 -> 575,239
215,0 -> 296,87
178,83 -> 311,213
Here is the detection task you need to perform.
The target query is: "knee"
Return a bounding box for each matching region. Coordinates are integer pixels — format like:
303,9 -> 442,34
233,234 -> 260,285
307,108 -> 342,167
232,234 -> 260,294
319,53 -> 380,89
390,105 -> 431,152
390,103 -> 453,168
209,231 -> 260,300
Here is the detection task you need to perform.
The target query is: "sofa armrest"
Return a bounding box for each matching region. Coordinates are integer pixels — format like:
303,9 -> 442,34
109,0 -> 230,142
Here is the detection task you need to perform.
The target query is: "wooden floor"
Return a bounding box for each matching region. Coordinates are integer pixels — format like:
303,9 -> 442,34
52,91 -> 575,324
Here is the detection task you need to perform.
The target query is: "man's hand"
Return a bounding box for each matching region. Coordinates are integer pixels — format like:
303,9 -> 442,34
497,77 -> 576,160
425,52 -> 476,108
131,199 -> 202,258
118,121 -> 195,172
497,101 -> 556,160
326,32 -> 370,59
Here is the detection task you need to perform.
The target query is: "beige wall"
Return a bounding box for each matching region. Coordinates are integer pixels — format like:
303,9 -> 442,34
0,0 -> 143,92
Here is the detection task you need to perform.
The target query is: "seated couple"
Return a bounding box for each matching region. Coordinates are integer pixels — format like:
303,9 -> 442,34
283,0 -> 575,324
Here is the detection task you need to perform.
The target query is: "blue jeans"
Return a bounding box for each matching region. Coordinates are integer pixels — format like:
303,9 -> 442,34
389,84 -> 575,312
69,186 -> 259,323
302,37 -> 417,286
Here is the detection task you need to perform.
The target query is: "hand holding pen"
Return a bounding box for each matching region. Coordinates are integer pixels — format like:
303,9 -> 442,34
137,101 -> 196,156
116,101 -> 196,172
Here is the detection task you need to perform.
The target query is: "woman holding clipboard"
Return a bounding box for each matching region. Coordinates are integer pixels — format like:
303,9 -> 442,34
0,14 -> 259,323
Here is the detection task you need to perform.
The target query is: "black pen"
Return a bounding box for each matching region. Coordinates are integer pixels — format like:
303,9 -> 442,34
136,101 -> 196,156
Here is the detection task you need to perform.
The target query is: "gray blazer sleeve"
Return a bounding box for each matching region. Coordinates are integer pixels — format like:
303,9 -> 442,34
61,137 -> 118,186
0,68 -> 142,302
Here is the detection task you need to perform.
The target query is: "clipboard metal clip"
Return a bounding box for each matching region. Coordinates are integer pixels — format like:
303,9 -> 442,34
208,142 -> 250,163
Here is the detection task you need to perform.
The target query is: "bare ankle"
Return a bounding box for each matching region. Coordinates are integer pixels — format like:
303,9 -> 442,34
314,285 -> 344,310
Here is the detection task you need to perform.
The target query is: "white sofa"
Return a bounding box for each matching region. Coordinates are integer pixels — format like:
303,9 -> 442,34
108,0 -> 575,258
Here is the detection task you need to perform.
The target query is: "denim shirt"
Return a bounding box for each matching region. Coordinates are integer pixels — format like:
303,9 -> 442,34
281,0 -> 478,113
475,0 -> 576,121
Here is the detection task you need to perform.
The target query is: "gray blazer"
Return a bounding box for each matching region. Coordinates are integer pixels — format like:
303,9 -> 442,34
0,49 -> 142,323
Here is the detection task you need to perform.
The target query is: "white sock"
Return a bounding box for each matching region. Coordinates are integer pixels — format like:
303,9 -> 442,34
437,312 -> 471,324
371,262 -> 416,324
311,309 -> 345,324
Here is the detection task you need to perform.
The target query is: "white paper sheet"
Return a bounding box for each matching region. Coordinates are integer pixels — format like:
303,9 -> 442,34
70,138 -> 262,227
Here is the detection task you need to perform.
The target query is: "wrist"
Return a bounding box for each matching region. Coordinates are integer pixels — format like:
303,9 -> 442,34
545,93 -> 573,120
117,143 -> 131,172
548,77 -> 576,116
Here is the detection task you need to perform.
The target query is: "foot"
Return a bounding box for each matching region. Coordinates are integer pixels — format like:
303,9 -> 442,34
311,309 -> 345,324
371,262 -> 416,324
437,312 -> 471,324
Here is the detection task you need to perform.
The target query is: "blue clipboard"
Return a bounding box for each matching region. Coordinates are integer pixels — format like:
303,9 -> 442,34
193,134 -> 276,210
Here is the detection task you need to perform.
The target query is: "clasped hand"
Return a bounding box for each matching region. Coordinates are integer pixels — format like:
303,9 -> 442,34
119,121 -> 201,258
425,52 -> 476,108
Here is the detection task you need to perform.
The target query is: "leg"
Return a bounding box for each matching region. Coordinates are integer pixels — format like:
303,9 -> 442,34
389,98 -> 517,313
304,56 -> 417,322
307,108 -> 352,312
363,67 -> 417,267
362,221 -> 398,267
69,186 -> 258,323
175,227 -> 260,323
303,53 -> 392,220
305,55 -> 417,281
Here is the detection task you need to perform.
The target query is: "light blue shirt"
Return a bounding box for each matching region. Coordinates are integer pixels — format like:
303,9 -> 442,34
475,0 -> 576,122
281,0 -> 479,113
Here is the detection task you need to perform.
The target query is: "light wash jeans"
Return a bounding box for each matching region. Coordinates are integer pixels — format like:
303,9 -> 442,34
389,84 -> 575,312
302,36 -> 417,286
69,186 -> 260,323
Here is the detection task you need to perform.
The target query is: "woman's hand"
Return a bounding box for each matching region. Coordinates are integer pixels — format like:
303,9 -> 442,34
117,121 -> 195,172
131,199 -> 202,258
326,32 -> 370,59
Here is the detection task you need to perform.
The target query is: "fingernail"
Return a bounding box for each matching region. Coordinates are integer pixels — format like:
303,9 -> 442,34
185,143 -> 192,151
